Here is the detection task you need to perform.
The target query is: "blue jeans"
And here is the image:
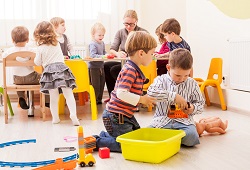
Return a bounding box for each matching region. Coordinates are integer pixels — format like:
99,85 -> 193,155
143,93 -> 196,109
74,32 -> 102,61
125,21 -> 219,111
162,120 -> 200,146
95,109 -> 140,152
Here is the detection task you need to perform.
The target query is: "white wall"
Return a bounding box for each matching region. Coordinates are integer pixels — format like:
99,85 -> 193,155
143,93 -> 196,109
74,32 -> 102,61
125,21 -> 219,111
139,0 -> 187,41
138,0 -> 250,112
1,0 -> 250,112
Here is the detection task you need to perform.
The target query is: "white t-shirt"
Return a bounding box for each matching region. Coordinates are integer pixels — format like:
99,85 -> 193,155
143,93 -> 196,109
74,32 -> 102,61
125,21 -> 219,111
2,46 -> 35,76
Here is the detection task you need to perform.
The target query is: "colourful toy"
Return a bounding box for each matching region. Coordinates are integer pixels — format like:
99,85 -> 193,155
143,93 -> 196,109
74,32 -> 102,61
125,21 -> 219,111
54,147 -> 76,152
77,126 -> 96,167
83,136 -> 96,154
32,158 -> 77,170
167,103 -> 189,118
99,147 -> 110,159
70,55 -> 81,59
107,54 -> 115,59
0,139 -> 77,168
196,117 -> 228,136
63,136 -> 77,142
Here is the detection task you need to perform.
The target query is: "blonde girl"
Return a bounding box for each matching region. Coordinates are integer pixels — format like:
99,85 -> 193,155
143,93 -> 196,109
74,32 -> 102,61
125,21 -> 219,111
33,21 -> 79,126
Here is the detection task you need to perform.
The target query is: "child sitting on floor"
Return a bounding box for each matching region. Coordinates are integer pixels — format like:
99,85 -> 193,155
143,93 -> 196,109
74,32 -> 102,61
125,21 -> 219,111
93,31 -> 157,152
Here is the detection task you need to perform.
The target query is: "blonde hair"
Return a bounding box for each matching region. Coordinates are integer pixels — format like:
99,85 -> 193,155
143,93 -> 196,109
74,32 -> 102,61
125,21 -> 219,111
123,10 -> 138,21
33,21 -> 58,46
90,22 -> 106,38
50,17 -> 65,28
11,26 -> 29,43
125,31 -> 157,56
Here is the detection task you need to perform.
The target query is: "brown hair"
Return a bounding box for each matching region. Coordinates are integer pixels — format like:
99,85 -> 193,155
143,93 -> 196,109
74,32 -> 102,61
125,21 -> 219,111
91,22 -> 106,38
161,18 -> 181,35
11,26 -> 29,43
125,31 -> 157,56
169,48 -> 193,70
50,17 -> 65,28
123,10 -> 138,21
33,21 -> 58,46
155,24 -> 166,44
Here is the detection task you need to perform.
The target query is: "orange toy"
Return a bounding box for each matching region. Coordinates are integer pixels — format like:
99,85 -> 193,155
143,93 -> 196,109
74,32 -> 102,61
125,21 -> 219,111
33,158 -> 77,170
167,104 -> 188,118
196,117 -> 228,136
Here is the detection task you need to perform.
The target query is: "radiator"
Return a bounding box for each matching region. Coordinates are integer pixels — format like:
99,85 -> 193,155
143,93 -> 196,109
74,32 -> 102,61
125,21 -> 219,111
73,46 -> 86,58
229,38 -> 250,92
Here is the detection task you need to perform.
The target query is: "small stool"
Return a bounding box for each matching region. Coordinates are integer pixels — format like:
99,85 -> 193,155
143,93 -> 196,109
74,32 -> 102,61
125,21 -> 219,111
99,147 -> 110,159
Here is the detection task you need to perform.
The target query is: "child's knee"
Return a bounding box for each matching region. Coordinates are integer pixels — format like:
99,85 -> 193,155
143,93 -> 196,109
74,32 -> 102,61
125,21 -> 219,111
182,130 -> 200,146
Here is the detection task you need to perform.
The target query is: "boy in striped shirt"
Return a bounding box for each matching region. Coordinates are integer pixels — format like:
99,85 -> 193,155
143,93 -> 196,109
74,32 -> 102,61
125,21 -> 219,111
94,31 -> 157,152
147,49 -> 205,147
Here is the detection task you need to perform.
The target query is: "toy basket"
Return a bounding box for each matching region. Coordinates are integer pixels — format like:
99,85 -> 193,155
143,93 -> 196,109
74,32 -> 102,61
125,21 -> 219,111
116,128 -> 185,163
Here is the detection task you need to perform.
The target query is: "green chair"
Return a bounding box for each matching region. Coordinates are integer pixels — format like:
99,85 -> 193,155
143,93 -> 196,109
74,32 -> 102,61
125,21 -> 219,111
0,87 -> 14,116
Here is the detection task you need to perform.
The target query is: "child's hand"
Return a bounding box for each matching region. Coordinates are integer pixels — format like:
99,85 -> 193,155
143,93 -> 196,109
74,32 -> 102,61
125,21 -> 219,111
139,95 -> 156,108
183,102 -> 194,115
116,51 -> 127,58
174,94 -> 188,110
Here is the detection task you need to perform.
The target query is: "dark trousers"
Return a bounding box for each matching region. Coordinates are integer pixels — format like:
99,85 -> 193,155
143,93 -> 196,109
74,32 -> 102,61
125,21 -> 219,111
95,109 -> 140,152
89,68 -> 105,103
104,61 -> 121,97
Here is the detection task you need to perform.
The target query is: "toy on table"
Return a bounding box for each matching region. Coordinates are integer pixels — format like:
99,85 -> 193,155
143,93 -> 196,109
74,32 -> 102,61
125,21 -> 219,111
102,54 -> 115,59
77,126 -> 96,167
196,117 -> 228,136
167,102 -> 190,118
64,55 -> 81,59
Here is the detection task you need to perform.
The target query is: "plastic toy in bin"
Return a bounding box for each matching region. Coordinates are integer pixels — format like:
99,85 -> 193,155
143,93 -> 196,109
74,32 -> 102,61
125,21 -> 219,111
167,102 -> 190,118
116,128 -> 185,163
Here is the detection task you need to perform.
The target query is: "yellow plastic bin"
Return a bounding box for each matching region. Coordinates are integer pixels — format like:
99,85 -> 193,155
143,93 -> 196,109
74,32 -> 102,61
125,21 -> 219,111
116,128 -> 185,163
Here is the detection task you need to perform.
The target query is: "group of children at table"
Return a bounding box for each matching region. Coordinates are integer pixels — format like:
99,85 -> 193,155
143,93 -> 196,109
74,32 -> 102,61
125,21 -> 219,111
2,9 -> 228,152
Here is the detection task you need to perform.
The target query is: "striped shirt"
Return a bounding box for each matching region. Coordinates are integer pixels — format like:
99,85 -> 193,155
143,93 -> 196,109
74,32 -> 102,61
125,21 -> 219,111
147,73 -> 205,127
168,37 -> 191,52
106,60 -> 145,118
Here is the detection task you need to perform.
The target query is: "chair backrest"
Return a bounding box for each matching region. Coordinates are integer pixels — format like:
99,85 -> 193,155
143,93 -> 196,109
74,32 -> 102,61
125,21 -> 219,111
3,51 -> 36,86
207,58 -> 223,84
139,60 -> 157,91
64,60 -> 90,93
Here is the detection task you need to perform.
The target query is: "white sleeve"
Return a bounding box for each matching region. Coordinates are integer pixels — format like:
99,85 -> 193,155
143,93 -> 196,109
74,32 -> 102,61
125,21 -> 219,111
116,88 -> 140,106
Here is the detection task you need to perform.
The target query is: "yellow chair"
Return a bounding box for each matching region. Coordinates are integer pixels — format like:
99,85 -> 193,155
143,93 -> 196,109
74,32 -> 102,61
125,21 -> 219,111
140,60 -> 157,111
58,60 -> 98,120
2,51 -> 46,124
194,58 -> 227,110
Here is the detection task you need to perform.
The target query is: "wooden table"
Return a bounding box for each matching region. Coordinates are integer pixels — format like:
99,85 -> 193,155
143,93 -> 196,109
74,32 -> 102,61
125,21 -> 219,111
82,57 -> 128,66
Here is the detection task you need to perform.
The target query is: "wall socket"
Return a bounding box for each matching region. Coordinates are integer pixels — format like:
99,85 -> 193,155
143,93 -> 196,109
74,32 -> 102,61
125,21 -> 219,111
222,75 -> 228,86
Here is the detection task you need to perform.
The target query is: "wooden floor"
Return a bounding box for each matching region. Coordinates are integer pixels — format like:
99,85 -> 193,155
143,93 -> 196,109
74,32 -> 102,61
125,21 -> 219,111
0,92 -> 250,170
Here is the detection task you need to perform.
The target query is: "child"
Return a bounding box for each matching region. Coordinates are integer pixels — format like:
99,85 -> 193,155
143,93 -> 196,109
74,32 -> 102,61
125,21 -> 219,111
33,21 -> 79,126
147,48 -> 205,146
88,23 -> 106,104
50,17 -> 74,58
153,24 -> 170,75
2,26 -> 40,110
160,18 -> 193,77
93,31 -> 157,152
